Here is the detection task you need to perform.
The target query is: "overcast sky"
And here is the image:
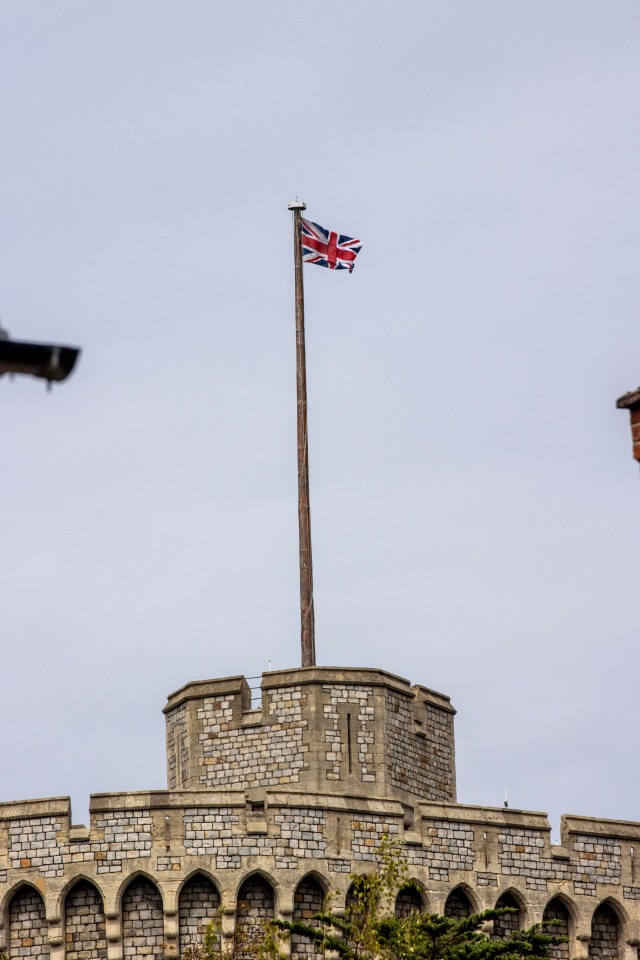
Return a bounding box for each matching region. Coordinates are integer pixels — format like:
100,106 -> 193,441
1,1 -> 639,837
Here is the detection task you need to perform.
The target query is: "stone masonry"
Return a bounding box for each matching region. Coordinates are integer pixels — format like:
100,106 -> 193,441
0,666 -> 638,960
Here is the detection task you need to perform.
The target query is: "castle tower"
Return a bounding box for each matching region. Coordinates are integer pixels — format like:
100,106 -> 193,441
163,667 -> 457,807
1,669 -> 640,960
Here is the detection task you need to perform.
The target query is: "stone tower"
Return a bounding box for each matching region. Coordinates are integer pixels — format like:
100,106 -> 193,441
0,665 -> 639,960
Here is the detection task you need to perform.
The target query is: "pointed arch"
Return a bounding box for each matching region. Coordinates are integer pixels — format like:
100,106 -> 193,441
113,869 -> 164,910
177,868 -> 221,900
345,874 -> 372,914
395,882 -> 425,917
64,878 -> 107,960
292,874 -> 325,959
121,874 -> 164,958
492,890 -> 523,939
56,872 -> 107,913
296,870 -> 329,896
345,880 -> 358,912
544,892 -> 578,926
596,898 -> 630,930
234,868 -> 279,907
0,879 -> 42,919
236,873 -> 276,943
444,885 -> 475,920
542,896 -> 571,960
179,872 -> 221,954
9,884 -> 49,959
589,900 -> 622,960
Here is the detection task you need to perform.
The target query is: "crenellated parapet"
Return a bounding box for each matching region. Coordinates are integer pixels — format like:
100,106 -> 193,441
1,790 -> 640,958
164,667 -> 457,805
1,667 -> 639,959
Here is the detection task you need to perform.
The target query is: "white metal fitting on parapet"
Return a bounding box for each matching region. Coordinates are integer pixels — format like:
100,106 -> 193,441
287,200 -> 306,210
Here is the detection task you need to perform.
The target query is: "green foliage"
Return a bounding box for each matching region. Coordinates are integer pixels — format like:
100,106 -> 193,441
178,839 -> 564,960
180,912 -> 284,960
181,920 -> 221,960
372,911 -> 561,960
271,839 -> 564,960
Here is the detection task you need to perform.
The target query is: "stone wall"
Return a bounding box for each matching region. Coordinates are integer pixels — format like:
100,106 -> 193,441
121,876 -> 164,958
197,687 -> 308,790
163,669 -> 456,805
178,875 -> 220,953
64,880 -> 106,960
8,885 -> 48,958
292,876 -> 324,958
166,704 -> 189,792
543,897 -> 571,960
590,904 -> 621,960
1,668 -> 639,959
1,794 -> 639,959
323,684 -> 376,783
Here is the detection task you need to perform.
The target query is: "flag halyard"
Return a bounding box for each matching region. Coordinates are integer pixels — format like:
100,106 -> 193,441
301,218 -> 362,273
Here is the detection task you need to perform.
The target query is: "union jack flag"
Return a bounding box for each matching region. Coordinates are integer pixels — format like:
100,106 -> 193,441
301,218 -> 362,273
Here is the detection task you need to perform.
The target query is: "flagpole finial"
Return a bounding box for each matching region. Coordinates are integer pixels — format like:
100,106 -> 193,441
288,200 -> 306,210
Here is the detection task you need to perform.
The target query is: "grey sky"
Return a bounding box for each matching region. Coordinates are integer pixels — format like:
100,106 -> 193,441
1,1 -> 639,836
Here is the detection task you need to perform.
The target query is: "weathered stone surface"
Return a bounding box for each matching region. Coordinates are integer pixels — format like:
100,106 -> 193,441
0,667 -> 639,959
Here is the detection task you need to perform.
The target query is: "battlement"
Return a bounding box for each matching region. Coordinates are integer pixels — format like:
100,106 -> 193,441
2,786 -> 640,957
163,667 -> 457,805
2,668 -> 639,959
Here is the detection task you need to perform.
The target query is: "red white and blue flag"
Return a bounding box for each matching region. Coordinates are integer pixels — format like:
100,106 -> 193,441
301,218 -> 362,273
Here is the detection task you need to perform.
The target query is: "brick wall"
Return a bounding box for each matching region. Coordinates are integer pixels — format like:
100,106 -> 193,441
385,691 -> 420,794
9,885 -> 49,958
499,828 -> 550,890
6,810 -> 154,879
164,669 -> 457,803
292,876 -> 324,958
166,702 -> 188,791
121,876 -> 164,958
1,804 -> 639,913
184,808 -> 241,867
236,875 -> 274,940
542,897 -> 570,960
352,814 -> 400,860
395,885 -> 423,917
323,685 -> 376,783
178,875 -> 220,953
197,688 -> 308,789
444,888 -> 472,919
426,821 -> 474,878
273,808 -> 327,868
574,836 -> 622,894
589,904 -> 620,960
8,816 -> 64,877
492,892 -> 521,939
95,810 -> 153,873
64,880 -> 107,960
183,806 -> 326,871
2,825 -> 640,959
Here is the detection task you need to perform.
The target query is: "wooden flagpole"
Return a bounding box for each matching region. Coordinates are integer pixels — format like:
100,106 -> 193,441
288,200 -> 316,668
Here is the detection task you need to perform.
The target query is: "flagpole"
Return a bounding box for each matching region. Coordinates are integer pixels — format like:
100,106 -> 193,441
288,200 -> 316,668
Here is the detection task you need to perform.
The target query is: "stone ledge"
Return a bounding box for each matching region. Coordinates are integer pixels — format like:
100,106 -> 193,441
164,675 -> 249,713
562,815 -> 640,841
68,825 -> 90,843
261,665 -> 415,695
0,797 -> 70,822
417,800 -> 550,830
89,789 -> 248,813
413,686 -> 457,715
